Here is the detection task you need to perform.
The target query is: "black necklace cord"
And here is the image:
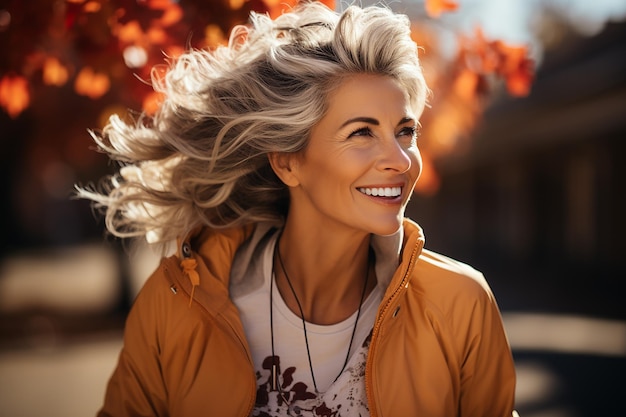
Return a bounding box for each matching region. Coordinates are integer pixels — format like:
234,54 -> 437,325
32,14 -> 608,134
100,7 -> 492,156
277,244 -> 319,392
272,233 -> 371,394
335,251 -> 371,381
269,269 -> 278,392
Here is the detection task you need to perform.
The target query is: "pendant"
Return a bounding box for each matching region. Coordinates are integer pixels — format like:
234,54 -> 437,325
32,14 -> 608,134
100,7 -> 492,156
271,363 -> 279,392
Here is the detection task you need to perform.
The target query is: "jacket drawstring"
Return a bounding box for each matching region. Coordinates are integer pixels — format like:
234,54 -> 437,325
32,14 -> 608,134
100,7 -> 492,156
181,258 -> 200,307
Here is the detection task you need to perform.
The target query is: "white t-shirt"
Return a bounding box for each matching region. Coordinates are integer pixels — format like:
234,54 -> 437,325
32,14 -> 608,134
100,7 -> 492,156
233,231 -> 383,417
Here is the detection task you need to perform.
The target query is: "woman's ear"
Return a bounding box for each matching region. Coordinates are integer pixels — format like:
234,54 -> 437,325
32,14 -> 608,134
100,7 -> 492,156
268,152 -> 300,187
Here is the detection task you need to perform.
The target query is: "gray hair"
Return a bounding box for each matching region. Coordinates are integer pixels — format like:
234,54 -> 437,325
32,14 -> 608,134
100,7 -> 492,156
77,1 -> 428,243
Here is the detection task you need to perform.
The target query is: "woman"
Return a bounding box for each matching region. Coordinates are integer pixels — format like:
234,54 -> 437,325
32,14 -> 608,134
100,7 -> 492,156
81,2 -> 517,416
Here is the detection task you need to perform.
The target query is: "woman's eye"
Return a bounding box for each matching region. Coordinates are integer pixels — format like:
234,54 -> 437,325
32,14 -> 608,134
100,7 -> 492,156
349,127 -> 373,137
398,126 -> 418,138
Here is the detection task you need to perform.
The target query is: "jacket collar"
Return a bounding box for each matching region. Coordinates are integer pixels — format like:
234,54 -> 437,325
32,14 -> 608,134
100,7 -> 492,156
174,219 -> 425,313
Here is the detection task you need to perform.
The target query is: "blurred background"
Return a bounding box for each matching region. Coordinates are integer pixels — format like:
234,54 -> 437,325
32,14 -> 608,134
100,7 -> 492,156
0,0 -> 625,416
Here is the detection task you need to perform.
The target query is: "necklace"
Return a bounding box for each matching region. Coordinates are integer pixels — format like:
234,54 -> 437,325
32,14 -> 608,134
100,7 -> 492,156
270,236 -> 371,398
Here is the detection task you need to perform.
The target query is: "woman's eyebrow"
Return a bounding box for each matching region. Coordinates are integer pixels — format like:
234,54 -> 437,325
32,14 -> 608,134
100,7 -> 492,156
339,116 -> 415,128
398,116 -> 416,125
340,117 -> 379,128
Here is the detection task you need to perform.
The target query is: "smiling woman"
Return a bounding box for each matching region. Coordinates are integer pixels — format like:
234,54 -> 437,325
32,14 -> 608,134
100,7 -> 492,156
76,2 -> 518,416
270,74 -> 422,239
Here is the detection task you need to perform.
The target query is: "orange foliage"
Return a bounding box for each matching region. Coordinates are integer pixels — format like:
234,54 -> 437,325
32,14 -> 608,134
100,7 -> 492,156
42,57 -> 69,86
408,25 -> 479,195
262,0 -> 298,18
205,25 -> 227,49
229,0 -> 246,10
458,28 -> 534,97
153,1 -> 183,27
83,1 -> 101,13
414,152 -> 441,196
410,21 -> 534,196
0,75 -> 30,118
164,45 -> 185,60
494,41 -> 534,96
112,1 -> 183,51
108,1 -> 181,48
74,67 -> 110,99
147,26 -> 168,44
317,0 -> 336,12
263,0 -> 335,18
116,20 -> 143,44
142,91 -> 165,116
425,0 -> 459,18
1,0 -> 534,198
452,68 -> 479,101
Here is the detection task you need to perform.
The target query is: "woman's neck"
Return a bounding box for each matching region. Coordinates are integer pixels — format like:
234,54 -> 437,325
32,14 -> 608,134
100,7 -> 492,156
274,219 -> 376,325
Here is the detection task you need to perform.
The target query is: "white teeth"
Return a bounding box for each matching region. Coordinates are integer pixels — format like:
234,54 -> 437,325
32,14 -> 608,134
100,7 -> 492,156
358,187 -> 402,197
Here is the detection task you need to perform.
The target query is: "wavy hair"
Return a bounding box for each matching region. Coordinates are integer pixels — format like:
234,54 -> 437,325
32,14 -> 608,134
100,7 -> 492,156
77,1 -> 428,243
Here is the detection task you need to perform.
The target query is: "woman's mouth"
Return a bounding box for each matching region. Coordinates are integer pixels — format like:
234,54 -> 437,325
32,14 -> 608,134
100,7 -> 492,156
357,186 -> 402,198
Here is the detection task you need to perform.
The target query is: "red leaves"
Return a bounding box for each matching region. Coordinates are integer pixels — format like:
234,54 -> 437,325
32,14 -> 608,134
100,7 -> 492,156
425,0 -> 459,18
497,42 -> 535,96
42,57 -> 69,87
74,67 -> 110,99
411,5 -> 534,195
262,0 -> 335,18
0,0 -> 535,202
0,75 -> 30,119
422,2 -> 535,99
457,27 -> 534,98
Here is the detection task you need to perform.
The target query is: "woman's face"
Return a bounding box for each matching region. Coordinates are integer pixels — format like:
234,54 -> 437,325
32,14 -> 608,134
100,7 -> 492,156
284,74 -> 423,236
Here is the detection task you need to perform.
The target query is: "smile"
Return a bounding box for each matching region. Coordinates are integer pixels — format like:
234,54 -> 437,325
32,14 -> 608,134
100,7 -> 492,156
357,186 -> 402,197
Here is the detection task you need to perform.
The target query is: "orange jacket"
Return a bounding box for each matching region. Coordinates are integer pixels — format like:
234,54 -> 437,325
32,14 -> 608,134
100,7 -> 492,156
98,219 -> 516,417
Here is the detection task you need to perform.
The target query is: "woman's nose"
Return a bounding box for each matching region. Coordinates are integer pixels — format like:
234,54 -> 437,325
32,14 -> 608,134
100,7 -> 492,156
377,137 -> 413,173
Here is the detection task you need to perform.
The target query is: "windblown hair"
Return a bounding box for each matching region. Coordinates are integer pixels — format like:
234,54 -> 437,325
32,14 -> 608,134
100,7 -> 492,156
77,1 -> 428,244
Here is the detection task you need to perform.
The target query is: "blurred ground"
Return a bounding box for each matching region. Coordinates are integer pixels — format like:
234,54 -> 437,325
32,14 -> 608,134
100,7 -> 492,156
0,335 -> 122,417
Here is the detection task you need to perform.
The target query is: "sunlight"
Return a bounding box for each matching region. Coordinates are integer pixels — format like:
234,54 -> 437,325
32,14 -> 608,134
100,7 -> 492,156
503,312 -> 626,357
515,361 -> 562,408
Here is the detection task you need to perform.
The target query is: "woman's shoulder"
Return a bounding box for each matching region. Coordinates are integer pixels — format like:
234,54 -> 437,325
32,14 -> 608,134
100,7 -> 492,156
129,255 -> 187,313
410,248 -> 497,313
417,249 -> 487,286
400,219 -> 495,308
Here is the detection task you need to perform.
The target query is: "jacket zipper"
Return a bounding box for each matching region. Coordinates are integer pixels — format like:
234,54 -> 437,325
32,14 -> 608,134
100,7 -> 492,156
364,234 -> 423,417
